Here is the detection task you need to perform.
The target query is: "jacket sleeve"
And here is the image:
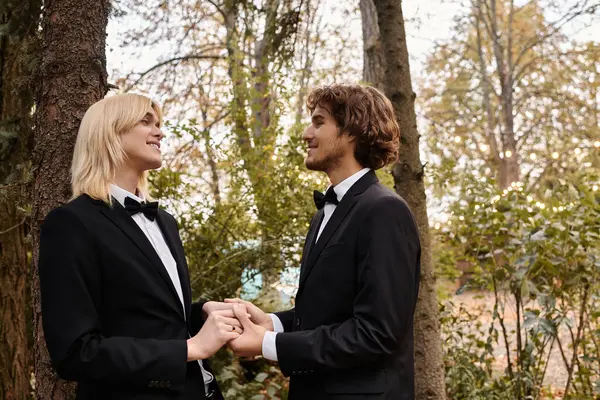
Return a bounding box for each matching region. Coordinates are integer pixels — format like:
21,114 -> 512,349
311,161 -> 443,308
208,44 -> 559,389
274,309 -> 295,332
39,207 -> 188,385
190,301 -> 207,335
275,196 -> 420,376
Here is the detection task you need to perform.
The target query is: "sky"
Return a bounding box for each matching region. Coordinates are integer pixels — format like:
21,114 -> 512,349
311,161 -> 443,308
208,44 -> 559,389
107,0 -> 600,90
106,1 -> 462,85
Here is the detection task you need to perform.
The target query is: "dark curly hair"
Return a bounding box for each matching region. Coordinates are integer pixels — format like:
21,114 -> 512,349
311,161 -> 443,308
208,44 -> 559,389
306,84 -> 400,169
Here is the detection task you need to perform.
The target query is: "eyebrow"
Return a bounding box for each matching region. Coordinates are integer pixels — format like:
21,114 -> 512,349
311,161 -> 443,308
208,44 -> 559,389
312,114 -> 325,123
144,112 -> 160,127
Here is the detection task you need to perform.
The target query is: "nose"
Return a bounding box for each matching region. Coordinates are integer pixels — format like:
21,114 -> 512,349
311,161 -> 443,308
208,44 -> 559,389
302,125 -> 314,142
154,125 -> 165,141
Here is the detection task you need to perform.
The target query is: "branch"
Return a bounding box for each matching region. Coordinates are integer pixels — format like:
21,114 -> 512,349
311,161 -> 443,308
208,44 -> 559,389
524,160 -> 553,192
165,109 -> 231,170
513,48 -> 592,85
563,284 -> 590,397
205,0 -> 227,20
514,113 -> 549,145
533,335 -> 556,398
0,180 -> 31,192
514,1 -> 599,68
494,283 -> 515,380
0,218 -> 26,236
123,53 -> 225,92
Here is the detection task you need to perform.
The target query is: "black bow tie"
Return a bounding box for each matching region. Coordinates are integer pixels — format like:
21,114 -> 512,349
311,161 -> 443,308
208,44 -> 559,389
124,197 -> 159,221
313,187 -> 339,210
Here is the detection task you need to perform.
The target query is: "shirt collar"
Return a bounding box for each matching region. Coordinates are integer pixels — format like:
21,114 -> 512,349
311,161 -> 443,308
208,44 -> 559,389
329,168 -> 371,202
110,184 -> 145,207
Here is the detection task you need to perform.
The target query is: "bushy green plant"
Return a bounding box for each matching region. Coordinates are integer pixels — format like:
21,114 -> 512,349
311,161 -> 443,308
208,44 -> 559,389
439,172 -> 600,399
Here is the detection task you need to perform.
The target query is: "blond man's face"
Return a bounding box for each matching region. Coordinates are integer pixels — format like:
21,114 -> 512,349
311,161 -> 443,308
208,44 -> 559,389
120,109 -> 164,173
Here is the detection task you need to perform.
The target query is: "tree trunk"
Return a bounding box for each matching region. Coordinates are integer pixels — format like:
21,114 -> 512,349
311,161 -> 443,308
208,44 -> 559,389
294,0 -> 318,126
359,0 -> 383,92
474,2 -> 501,175
31,0 -> 110,398
0,204 -> 30,400
372,1 -> 447,399
0,1 -> 41,398
488,0 -> 519,189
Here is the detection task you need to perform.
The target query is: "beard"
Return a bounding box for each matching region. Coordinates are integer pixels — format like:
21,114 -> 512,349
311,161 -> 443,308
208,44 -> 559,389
305,142 -> 345,172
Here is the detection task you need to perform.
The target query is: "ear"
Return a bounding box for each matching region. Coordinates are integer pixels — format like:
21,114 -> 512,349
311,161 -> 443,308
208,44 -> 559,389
337,128 -> 353,140
342,131 -> 357,145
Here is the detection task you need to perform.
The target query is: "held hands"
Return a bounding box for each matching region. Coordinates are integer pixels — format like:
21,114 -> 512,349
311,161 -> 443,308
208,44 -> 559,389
202,300 -> 239,319
228,304 -> 267,357
224,298 -> 274,331
199,299 -> 270,358
187,309 -> 243,361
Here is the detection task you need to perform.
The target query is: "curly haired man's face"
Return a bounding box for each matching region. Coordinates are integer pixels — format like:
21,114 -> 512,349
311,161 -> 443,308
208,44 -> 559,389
303,106 -> 354,173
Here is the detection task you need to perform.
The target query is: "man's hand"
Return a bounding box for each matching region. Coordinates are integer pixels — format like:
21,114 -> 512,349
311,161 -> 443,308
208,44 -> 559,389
201,301 -> 235,319
228,304 -> 267,357
224,298 -> 274,331
187,309 -> 243,361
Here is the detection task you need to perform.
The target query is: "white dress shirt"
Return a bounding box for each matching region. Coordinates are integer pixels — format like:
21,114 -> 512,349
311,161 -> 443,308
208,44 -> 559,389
261,168 -> 371,361
110,185 -> 213,386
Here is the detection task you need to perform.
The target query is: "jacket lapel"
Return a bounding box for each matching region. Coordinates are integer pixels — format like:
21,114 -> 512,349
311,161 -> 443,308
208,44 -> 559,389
299,196 -> 358,288
97,199 -> 185,320
298,171 -> 379,289
299,210 -> 324,285
155,210 -> 192,321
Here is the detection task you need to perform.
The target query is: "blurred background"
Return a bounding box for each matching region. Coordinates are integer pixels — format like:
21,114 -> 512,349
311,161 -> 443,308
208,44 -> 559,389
1,0 -> 599,399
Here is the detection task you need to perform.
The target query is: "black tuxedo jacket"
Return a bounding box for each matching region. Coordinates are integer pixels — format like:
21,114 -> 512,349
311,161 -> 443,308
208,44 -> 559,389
39,194 -> 222,400
274,171 -> 421,400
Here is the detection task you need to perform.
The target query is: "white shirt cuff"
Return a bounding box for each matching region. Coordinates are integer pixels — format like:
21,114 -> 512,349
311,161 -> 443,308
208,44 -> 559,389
262,331 -> 279,361
269,313 -> 284,333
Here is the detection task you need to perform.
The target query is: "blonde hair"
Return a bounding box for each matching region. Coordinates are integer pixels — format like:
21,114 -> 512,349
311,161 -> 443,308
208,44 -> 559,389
71,93 -> 163,204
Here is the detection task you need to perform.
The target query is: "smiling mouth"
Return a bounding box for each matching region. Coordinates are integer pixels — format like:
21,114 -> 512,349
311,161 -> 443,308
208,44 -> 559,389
147,143 -> 160,151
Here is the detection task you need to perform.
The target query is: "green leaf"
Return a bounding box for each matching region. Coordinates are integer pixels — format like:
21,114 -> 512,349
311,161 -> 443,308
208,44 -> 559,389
254,372 -> 269,383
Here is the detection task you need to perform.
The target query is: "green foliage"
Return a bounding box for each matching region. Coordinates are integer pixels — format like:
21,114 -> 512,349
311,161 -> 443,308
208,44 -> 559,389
150,121 -> 317,398
438,171 -> 600,399
131,1 -> 363,397
151,120 -> 320,298
420,0 -> 600,193
441,302 -> 514,400
217,360 -> 289,400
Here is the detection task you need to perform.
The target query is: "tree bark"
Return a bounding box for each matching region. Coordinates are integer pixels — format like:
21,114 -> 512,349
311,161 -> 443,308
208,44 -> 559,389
31,0 -> 110,398
359,0 -> 384,92
0,203 -> 29,400
371,1 -> 447,399
294,0 -> 318,126
0,1 -> 41,398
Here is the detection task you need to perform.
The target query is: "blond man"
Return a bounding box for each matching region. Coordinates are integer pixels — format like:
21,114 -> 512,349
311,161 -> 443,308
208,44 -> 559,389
39,94 -> 237,400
